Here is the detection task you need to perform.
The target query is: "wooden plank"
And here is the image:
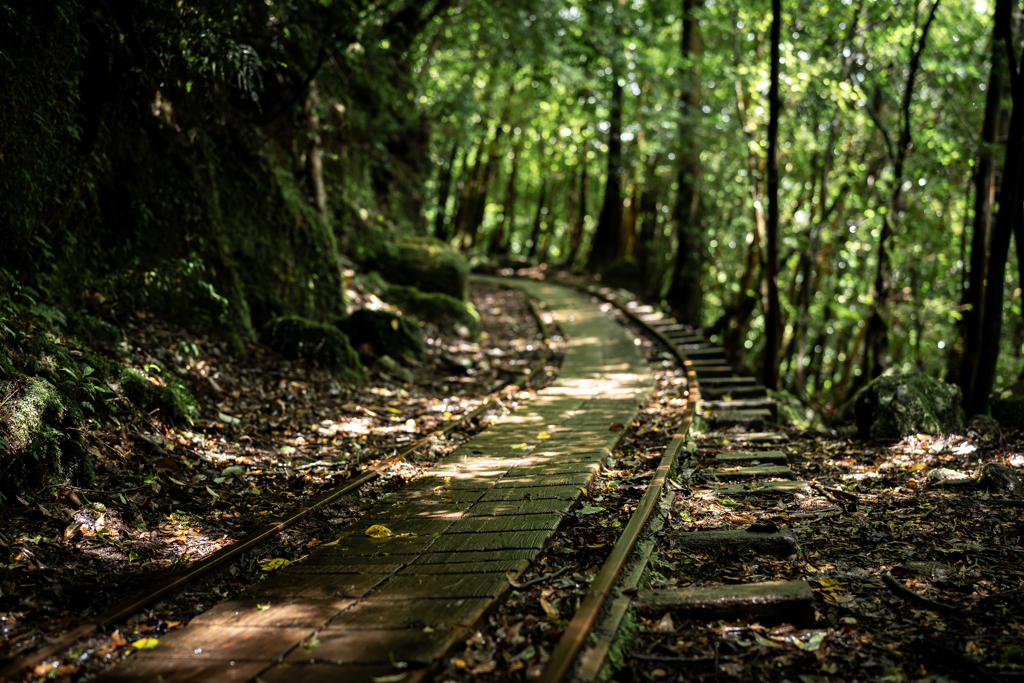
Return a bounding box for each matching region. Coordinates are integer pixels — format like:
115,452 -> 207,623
328,597 -> 493,629
361,502 -> 471,522
374,572 -> 511,600
261,663 -> 424,683
464,498 -> 574,517
284,627 -> 460,664
713,451 -> 787,464
305,534 -> 436,557
402,559 -> 529,575
709,481 -> 809,497
670,529 -> 799,556
335,517 -> 454,536
131,625 -> 314,661
495,472 -> 592,488
94,658 -> 268,683
700,385 -> 768,399
710,464 -> 793,480
414,549 -> 536,565
447,512 -> 563,534
250,574 -> 388,599
635,581 -> 815,628
480,485 -> 582,501
190,598 -> 352,629
427,529 -> 552,553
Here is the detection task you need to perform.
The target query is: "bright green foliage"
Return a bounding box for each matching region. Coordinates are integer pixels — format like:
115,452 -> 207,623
386,285 -> 482,340
259,316 -> 366,385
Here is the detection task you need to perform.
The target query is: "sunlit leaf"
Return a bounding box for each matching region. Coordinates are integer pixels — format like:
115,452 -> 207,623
132,638 -> 159,649
260,558 -> 292,571
365,524 -> 393,538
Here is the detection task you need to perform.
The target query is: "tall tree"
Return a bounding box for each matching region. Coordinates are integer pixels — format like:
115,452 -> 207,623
762,0 -> 782,389
665,0 -> 704,327
590,67 -> 626,270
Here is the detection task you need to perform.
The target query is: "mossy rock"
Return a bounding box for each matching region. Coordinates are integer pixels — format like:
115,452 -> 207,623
119,368 -> 199,424
259,316 -> 366,384
768,388 -> 821,430
991,381 -> 1024,429
854,371 -> 964,440
386,285 -> 481,340
377,236 -> 469,300
336,309 -> 425,362
1,377 -> 91,495
127,257 -> 231,328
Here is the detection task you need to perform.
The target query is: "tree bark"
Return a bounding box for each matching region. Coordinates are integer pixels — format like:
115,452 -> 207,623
528,180 -> 549,261
958,11 -> 1006,394
489,132 -> 524,256
665,0 -> 704,327
861,0 -> 940,381
434,141 -> 460,241
590,74 -> 625,271
762,0 -> 782,390
566,132 -> 590,267
304,81 -> 329,224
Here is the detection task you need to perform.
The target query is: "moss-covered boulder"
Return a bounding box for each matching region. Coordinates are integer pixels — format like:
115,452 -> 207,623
768,389 -> 822,430
854,372 -> 964,440
991,381 -> 1024,428
119,369 -> 199,424
260,316 -> 366,384
377,236 -> 470,300
1,377 -> 91,495
336,309 -> 425,362
386,285 -> 481,340
71,314 -> 123,352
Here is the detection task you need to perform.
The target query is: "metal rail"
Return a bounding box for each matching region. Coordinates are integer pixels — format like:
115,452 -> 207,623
0,288 -> 554,680
538,284 -> 700,683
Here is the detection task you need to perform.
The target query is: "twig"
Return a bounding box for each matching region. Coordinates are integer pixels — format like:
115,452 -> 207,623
518,566 -> 569,590
882,571 -> 967,616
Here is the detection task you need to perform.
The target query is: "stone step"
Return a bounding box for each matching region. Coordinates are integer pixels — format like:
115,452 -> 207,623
700,385 -> 768,400
710,463 -> 793,480
705,408 -> 773,431
713,450 -> 787,464
635,581 -> 815,627
702,398 -> 778,421
669,528 -> 799,556
727,432 -> 788,443
699,376 -> 760,386
647,323 -> 692,334
690,365 -> 734,378
709,480 -> 809,497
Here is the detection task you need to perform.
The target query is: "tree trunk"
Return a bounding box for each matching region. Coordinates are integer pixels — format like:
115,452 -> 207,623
590,75 -> 625,271
762,0 -> 782,390
861,1 -> 940,380
304,81 -> 328,224
451,138 -> 484,245
635,154 -> 663,296
957,14 -> 1006,392
434,141 -> 460,241
489,133 -> 524,256
528,180 -> 549,261
664,0 -> 704,327
565,133 -> 590,267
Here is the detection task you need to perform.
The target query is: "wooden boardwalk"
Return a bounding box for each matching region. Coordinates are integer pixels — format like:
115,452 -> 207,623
98,279 -> 654,683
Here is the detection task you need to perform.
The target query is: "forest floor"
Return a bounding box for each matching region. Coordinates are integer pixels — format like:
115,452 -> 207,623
1,278 -> 1023,683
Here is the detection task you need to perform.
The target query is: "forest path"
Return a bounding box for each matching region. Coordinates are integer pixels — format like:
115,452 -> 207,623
96,278 -> 654,683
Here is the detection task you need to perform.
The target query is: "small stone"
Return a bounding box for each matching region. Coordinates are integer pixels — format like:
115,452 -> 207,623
978,463 -> 1021,496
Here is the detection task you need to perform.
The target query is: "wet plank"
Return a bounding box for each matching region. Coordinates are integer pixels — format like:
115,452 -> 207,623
495,472 -> 593,488
463,498 -> 574,517
250,573 -> 388,599
479,485 -> 582,502
447,512 -> 563,534
131,625 -> 314,661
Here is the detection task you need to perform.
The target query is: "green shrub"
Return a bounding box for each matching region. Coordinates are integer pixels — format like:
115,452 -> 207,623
118,368 -> 198,424
337,309 -> 425,362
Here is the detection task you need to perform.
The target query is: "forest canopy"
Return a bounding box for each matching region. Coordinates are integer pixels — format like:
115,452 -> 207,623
0,0 -> 1021,416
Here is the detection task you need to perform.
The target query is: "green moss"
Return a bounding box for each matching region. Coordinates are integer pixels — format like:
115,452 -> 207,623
377,236 -> 470,300
337,309 -> 426,362
0,349 -> 16,380
72,314 -> 123,351
259,316 -> 366,385
386,285 -> 481,341
118,368 -> 198,424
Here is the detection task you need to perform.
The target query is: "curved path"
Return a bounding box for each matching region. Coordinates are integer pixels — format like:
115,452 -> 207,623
98,278 -> 654,683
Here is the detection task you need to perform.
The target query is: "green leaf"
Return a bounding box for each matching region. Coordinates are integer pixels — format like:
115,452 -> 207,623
579,506 -> 605,515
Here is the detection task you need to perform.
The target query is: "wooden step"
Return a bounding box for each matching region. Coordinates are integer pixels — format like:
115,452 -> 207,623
706,409 -> 772,431
709,480 -> 809,498
669,528 -> 799,556
727,432 -> 787,443
713,450 -> 787,464
710,463 -> 793,480
701,385 -> 768,400
702,398 -> 778,421
635,581 -> 815,627
690,365 -> 733,378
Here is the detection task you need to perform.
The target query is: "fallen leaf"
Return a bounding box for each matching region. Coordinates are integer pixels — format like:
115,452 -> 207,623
365,524 -> 393,538
537,431 -> 551,439
793,632 -> 826,651
217,412 -> 240,425
132,638 -> 159,649
506,570 -> 524,588
655,613 -> 674,632
609,422 -> 624,431
372,674 -> 407,683
540,598 -> 558,617
579,506 -> 605,515
110,630 -> 128,647
260,558 -> 292,571
390,318 -> 400,331
470,660 -> 498,674
751,631 -> 784,649
322,538 -> 342,547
